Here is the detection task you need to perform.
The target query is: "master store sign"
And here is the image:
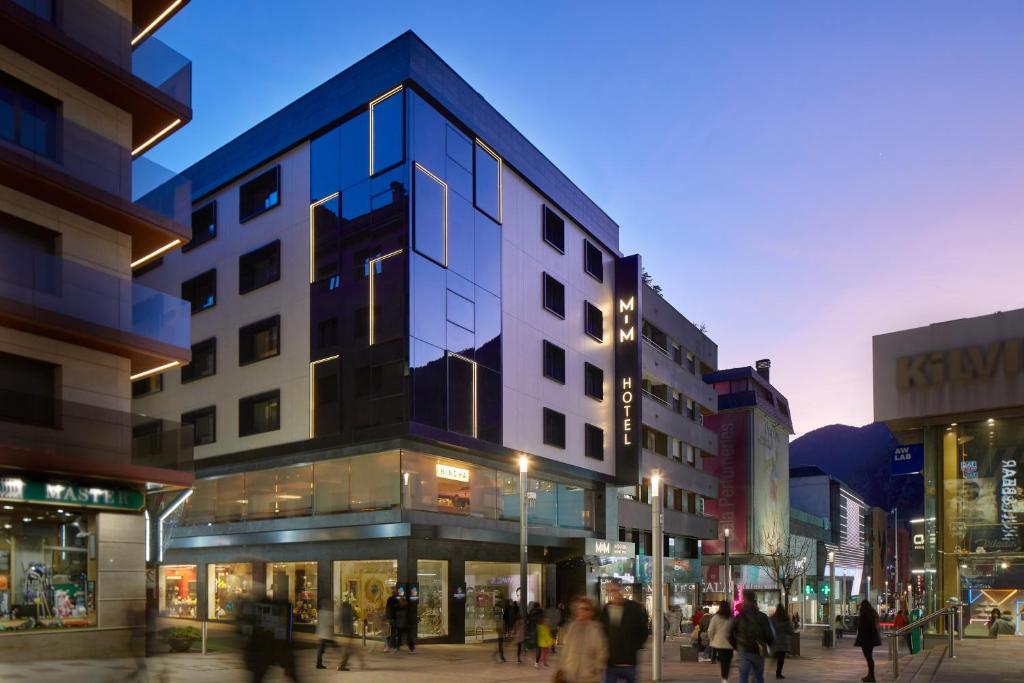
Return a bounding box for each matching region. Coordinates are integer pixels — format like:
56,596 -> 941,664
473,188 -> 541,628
0,475 -> 143,510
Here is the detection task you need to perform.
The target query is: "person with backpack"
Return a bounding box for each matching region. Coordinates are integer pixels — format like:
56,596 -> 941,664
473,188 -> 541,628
729,590 -> 774,683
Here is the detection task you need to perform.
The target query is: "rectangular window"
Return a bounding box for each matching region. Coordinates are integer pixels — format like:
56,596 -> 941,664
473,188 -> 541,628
182,406 -> 216,446
584,239 -> 604,282
239,315 -> 280,365
181,338 -> 216,383
317,317 -> 338,349
239,240 -> 281,294
158,564 -> 198,618
370,86 -> 404,175
181,269 -> 216,314
542,205 -> 564,253
239,166 -> 280,223
239,389 -> 280,436
542,273 -> 565,318
584,301 -> 603,341
584,362 -> 604,400
473,140 -> 501,222
585,423 -> 604,460
0,71 -> 60,160
183,201 -> 216,252
542,407 -> 565,449
0,351 -> 57,426
132,373 -> 162,398
542,340 -> 565,384
414,163 -> 447,266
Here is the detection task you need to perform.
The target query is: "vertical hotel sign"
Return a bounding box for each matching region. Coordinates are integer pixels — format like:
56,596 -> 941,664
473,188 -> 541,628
614,254 -> 642,484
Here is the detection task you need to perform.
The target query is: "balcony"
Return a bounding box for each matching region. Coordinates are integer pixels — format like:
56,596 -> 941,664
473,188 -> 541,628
0,0 -> 192,151
618,498 -> 718,540
0,392 -> 193,486
642,391 -> 719,456
0,237 -> 190,373
641,447 -> 719,500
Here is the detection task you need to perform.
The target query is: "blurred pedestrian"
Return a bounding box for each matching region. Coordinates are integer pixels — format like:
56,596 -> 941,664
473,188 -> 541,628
384,588 -> 400,652
700,608 -> 714,661
545,602 -> 563,654
316,598 -> 336,669
770,604 -> 795,679
855,599 -> 882,682
494,599 -> 508,663
557,597 -> 608,683
535,614 -> 554,668
731,590 -> 774,683
600,578 -> 649,683
338,598 -> 365,670
893,609 -> 910,652
512,608 -> 526,664
707,600 -> 734,683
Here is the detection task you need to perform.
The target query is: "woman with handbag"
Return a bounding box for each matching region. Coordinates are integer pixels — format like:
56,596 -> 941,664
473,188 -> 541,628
770,604 -> 795,679
555,597 -> 607,683
854,600 -> 882,683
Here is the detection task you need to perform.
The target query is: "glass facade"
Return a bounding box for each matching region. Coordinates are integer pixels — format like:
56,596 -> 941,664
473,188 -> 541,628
0,506 -> 97,631
333,560 -> 398,638
416,559 -> 448,638
208,563 -> 252,620
464,561 -> 542,641
159,564 -> 197,618
267,561 -> 318,625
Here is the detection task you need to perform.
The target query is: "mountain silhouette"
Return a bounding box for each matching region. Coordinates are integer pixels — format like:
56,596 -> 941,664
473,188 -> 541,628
790,422 -> 923,516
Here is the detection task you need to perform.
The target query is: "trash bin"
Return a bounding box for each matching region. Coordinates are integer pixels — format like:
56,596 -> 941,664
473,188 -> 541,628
822,628 -> 834,648
909,627 -> 922,654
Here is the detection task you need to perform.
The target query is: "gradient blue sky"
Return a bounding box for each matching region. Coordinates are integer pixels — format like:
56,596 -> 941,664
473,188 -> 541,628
148,1 -> 1024,436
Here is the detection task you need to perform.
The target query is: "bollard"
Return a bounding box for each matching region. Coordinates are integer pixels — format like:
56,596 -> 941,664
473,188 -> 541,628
362,618 -> 367,647
891,634 -> 899,679
947,612 -> 955,659
201,619 -> 208,655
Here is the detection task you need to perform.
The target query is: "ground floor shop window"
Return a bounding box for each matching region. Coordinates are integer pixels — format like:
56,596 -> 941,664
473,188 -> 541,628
159,564 -> 197,618
0,505 -> 96,631
464,561 -> 542,641
209,563 -> 252,620
333,559 -> 397,638
267,561 -> 318,625
417,560 -> 448,637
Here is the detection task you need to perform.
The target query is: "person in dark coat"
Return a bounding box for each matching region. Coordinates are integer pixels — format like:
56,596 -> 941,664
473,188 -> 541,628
731,590 -> 774,683
854,600 -> 882,682
384,588 -> 400,652
600,579 -> 649,683
770,604 -> 796,679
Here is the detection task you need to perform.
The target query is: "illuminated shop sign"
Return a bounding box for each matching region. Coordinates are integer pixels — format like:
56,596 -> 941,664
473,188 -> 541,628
436,464 -> 470,482
614,254 -> 642,484
0,476 -> 143,510
586,537 -> 636,558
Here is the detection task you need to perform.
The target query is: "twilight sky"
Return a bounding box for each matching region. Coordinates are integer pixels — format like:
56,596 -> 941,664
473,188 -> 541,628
147,1 -> 1024,436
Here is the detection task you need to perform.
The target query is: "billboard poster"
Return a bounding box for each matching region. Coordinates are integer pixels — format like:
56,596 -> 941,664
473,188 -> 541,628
892,444 -> 924,475
751,410 -> 790,553
702,411 -> 749,554
945,439 -> 1023,554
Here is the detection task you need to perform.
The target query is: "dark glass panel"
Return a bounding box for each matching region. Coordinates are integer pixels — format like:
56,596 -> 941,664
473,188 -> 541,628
474,286 -> 501,372
352,360 -> 405,430
543,206 -> 565,253
132,373 -> 162,398
447,353 -> 474,437
338,111 -> 370,190
584,301 -> 604,341
411,338 -> 446,430
0,72 -> 59,160
181,269 -> 216,314
584,239 -> 604,282
446,155 -> 472,201
312,356 -> 340,437
474,142 -> 500,222
181,338 -> 216,383
446,322 -> 474,357
543,407 -> 566,449
447,192 -> 474,280
239,390 -> 280,436
310,125 -> 340,201
239,240 -> 281,294
317,317 -> 338,350
446,289 -> 474,332
0,352 -> 56,426
410,253 -> 446,349
410,90 -> 445,176
341,179 -> 371,229
474,210 -> 501,296
585,424 -> 604,460
584,362 -> 604,401
239,166 -> 280,223
414,163 -> 446,266
446,124 -> 472,171
477,365 -> 501,444
371,250 -> 405,345
312,196 -> 340,282
182,406 -> 216,446
371,88 -> 403,175
184,202 -> 216,252
239,316 -> 280,365
543,340 -> 566,384
542,273 -> 565,318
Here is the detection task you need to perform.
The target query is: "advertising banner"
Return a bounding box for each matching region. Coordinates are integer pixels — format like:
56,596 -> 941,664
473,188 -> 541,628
614,254 -> 642,485
892,444 -> 924,475
702,411 -> 749,554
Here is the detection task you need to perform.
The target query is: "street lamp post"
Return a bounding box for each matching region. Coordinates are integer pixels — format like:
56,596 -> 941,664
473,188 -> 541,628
519,455 -> 529,622
651,472 -> 663,682
828,550 -> 836,649
724,527 -> 732,604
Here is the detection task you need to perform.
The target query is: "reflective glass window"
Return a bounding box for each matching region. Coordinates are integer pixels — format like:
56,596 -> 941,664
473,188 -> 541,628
584,362 -> 604,400
527,478 -> 557,527
185,202 -> 216,252
182,269 -> 216,314
246,464 -> 313,520
543,340 -> 566,384
159,565 -> 197,618
411,254 -> 446,349
446,289 -> 474,331
0,351 -> 56,426
339,111 -> 370,190
584,240 -> 604,282
239,389 -> 280,436
310,126 -> 340,201
410,91 -> 446,176
477,365 -> 501,444
411,338 -> 446,430
448,353 -> 474,437
585,301 -> 604,341
464,562 -> 542,640
557,484 -> 595,529
585,423 -> 604,461
239,315 -> 280,365
447,193 -> 475,280
414,163 -> 447,266
132,373 -> 162,398
239,166 -> 280,223
332,560 -> 397,638
417,560 -> 449,637
475,210 -> 501,296
543,273 -> 565,318
311,195 -> 340,282
0,71 -> 59,160
499,473 -> 520,521
447,124 -> 472,171
239,240 -> 281,294
542,206 -> 565,253
181,338 -> 215,383
474,141 -> 501,222
371,88 -> 403,175
543,407 -> 566,448
267,562 -> 318,624
209,563 -> 252,620
474,286 -> 501,372
312,356 -> 340,437
182,405 -> 216,446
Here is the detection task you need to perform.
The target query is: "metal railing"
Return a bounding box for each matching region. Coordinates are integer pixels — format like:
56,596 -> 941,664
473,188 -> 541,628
886,607 -> 958,679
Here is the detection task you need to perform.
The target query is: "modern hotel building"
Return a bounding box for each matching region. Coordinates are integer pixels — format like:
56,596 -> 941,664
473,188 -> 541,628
0,0 -> 194,659
133,32 -> 720,641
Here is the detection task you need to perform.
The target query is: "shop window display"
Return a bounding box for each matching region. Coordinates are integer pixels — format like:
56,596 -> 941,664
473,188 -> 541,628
0,505 -> 96,632
158,564 -> 197,618
209,563 -> 252,620
333,560 -> 397,638
416,560 -> 448,637
464,561 -> 542,642
267,561 -> 318,625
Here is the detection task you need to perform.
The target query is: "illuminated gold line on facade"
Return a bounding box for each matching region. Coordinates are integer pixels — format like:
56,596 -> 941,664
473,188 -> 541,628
132,118 -> 182,156
368,85 -> 403,176
475,138 -> 503,223
449,352 -> 478,438
308,192 -> 340,283
414,162 -> 448,266
309,354 -> 340,437
131,0 -> 183,46
367,249 -> 404,346
130,360 -> 180,381
131,239 -> 182,268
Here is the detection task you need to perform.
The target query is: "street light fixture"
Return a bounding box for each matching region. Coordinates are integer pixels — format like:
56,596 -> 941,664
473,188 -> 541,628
519,455 -> 529,622
723,526 -> 732,604
651,471 -> 663,681
827,549 -> 836,648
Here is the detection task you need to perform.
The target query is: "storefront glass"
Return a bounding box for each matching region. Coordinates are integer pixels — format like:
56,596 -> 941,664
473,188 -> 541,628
159,564 -> 197,618
333,559 -> 397,638
247,466 -> 313,520
267,561 -> 318,625
0,505 -> 96,631
416,560 -> 448,637
464,561 -> 542,641
209,563 -> 252,620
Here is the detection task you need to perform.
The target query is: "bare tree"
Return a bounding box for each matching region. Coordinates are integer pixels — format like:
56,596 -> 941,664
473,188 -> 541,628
753,521 -> 813,607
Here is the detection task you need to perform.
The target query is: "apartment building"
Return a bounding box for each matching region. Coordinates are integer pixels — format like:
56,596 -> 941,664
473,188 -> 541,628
0,0 -> 194,660
133,31 -> 719,641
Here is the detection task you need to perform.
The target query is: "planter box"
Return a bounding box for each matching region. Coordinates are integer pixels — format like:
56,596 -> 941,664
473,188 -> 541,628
167,637 -> 194,652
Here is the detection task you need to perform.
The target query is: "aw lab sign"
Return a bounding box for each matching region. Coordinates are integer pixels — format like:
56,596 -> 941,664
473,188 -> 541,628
614,254 -> 642,484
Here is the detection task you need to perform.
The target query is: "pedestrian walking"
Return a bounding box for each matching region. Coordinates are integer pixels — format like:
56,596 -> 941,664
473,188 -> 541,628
535,614 -> 554,668
494,600 -> 508,662
854,599 -> 882,683
600,578 -> 649,683
729,590 -> 774,683
707,600 -> 735,683
770,604 -> 795,679
316,598 -> 337,669
835,614 -> 845,639
545,602 -> 563,654
512,608 -> 526,663
700,608 -> 715,662
557,597 -> 608,683
384,588 -> 400,652
393,595 -> 416,652
893,609 -> 910,653
791,612 -> 800,631
338,598 -> 365,670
